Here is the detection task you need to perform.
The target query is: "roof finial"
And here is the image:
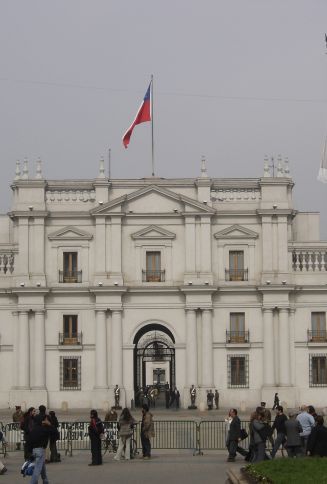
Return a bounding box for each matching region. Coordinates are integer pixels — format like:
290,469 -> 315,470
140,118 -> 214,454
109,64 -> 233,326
35,157 -> 43,179
98,156 -> 105,179
277,154 -> 284,177
284,156 -> 290,177
263,155 -> 270,177
201,155 -> 208,178
22,157 -> 29,180
14,160 -> 21,180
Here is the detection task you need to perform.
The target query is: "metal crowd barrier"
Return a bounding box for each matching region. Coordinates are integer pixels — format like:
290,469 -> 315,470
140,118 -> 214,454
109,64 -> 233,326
0,419 -> 274,456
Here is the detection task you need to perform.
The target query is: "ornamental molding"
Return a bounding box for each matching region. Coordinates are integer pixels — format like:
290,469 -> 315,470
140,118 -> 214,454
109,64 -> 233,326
214,224 -> 259,239
48,225 -> 93,241
131,225 -> 176,240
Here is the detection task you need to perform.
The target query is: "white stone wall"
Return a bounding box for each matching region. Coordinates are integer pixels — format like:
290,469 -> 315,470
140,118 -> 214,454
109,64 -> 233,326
0,170 -> 326,410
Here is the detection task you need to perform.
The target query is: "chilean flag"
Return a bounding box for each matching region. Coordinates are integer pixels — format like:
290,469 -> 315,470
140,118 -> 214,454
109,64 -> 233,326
122,82 -> 152,148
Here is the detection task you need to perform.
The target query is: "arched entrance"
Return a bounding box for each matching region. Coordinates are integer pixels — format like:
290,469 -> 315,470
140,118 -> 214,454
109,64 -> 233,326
133,323 -> 175,407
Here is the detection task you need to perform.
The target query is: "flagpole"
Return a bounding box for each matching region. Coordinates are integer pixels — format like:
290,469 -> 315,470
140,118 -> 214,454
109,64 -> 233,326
108,148 -> 111,180
151,74 -> 155,177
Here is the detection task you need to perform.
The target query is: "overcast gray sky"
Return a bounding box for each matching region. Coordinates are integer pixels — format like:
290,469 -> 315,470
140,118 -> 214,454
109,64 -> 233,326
1,0 -> 326,236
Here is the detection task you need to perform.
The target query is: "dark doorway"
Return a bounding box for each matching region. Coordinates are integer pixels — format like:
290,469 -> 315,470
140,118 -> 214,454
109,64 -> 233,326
133,324 -> 175,407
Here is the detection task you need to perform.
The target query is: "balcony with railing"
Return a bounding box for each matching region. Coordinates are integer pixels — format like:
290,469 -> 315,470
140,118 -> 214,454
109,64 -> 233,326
226,330 -> 250,344
291,246 -> 327,272
142,270 -> 165,282
307,330 -> 327,344
59,332 -> 83,346
225,269 -> 248,281
59,270 -> 82,283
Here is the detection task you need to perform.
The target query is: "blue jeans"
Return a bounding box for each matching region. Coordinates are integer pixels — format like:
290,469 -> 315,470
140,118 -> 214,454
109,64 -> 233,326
30,447 -> 49,484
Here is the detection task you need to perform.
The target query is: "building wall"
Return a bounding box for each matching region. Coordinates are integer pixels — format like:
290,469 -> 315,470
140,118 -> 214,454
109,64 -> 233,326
0,164 -> 326,410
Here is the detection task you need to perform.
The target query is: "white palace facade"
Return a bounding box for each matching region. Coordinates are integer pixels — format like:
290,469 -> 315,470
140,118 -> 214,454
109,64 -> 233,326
0,157 -> 327,411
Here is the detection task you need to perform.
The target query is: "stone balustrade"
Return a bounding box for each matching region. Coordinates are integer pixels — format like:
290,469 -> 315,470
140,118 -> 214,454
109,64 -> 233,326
0,253 -> 15,274
210,188 -> 261,202
46,190 -> 96,203
291,247 -> 327,272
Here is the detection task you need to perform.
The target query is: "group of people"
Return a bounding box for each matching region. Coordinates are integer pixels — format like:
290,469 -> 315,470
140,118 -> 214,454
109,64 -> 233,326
88,404 -> 155,466
164,384 -> 180,409
226,402 -> 327,463
6,404 -> 61,483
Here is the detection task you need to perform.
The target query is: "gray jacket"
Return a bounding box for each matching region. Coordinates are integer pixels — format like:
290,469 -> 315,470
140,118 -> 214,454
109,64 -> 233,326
252,419 -> 265,444
285,418 -> 303,446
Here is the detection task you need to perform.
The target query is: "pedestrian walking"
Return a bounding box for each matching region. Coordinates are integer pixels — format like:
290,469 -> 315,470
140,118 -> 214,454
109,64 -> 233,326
114,408 -> 136,461
26,414 -> 57,484
271,406 -> 287,458
88,410 -> 104,466
174,387 -> 180,409
140,404 -> 154,459
251,408 -> 268,463
226,408 -> 248,462
296,405 -> 315,453
272,393 -> 279,410
0,430 -> 7,475
207,390 -> 214,410
285,412 -> 303,458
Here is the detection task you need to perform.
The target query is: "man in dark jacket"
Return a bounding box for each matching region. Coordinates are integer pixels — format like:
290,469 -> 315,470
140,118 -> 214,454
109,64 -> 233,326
26,415 -> 57,484
226,409 -> 248,462
307,415 -> 327,457
271,406 -> 288,458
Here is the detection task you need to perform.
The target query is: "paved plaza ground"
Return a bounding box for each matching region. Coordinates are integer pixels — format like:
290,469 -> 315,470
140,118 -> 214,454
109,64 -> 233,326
0,449 -> 243,484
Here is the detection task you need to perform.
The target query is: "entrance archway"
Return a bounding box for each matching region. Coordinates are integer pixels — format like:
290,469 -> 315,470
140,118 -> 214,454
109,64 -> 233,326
133,323 -> 175,407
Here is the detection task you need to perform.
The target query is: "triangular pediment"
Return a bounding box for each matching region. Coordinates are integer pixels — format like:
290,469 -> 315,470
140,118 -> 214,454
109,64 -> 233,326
131,225 -> 176,240
48,226 -> 93,240
90,185 -> 215,215
214,224 -> 258,239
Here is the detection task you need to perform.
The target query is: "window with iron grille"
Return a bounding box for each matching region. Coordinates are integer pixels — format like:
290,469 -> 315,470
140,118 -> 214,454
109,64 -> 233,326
309,354 -> 327,387
227,354 -> 249,388
60,356 -> 81,390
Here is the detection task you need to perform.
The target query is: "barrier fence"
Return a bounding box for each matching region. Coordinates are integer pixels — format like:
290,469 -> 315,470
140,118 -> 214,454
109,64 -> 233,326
1,420 -> 268,456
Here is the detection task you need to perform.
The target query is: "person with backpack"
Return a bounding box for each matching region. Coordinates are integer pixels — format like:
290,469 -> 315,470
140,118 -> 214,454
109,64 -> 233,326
114,408 -> 136,461
88,409 -> 104,466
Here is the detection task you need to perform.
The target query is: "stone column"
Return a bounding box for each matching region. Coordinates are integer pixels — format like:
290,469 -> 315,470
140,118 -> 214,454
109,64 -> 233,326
33,310 -> 46,389
262,216 -> 272,273
184,217 -> 196,274
111,217 -> 122,275
18,311 -> 30,389
12,311 -> 19,388
95,218 -> 106,274
262,308 -> 275,386
186,309 -> 198,386
279,308 -> 291,386
277,217 -> 288,273
200,216 -> 211,273
94,310 -> 108,389
289,308 -> 295,386
18,219 -> 29,275
111,310 -> 123,386
201,309 -> 213,387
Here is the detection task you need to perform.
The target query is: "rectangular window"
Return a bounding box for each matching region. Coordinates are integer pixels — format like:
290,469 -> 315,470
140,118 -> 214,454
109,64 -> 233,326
60,356 -> 81,390
61,252 -> 81,283
227,251 -> 247,281
229,313 -> 246,342
228,355 -> 249,388
311,312 -> 327,342
62,315 -> 78,344
310,355 -> 327,387
145,251 -> 163,282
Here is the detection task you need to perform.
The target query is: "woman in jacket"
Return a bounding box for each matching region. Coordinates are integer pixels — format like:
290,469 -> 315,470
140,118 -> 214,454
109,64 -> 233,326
140,404 -> 155,459
48,411 -> 60,462
251,409 -> 267,462
114,408 -> 136,461
20,407 -> 36,459
88,409 -> 104,466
